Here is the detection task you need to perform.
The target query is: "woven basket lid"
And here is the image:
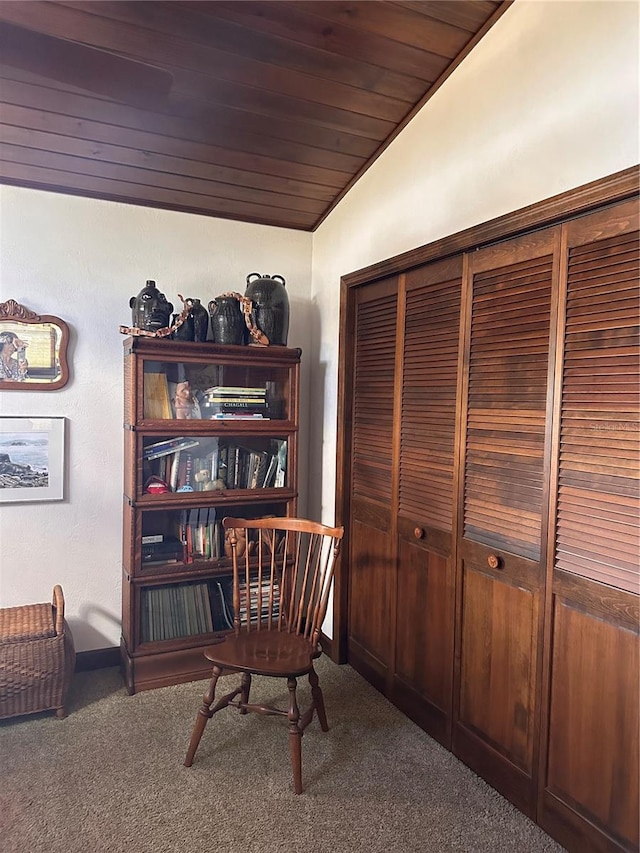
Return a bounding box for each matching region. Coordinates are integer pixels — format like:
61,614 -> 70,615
0,603 -> 56,643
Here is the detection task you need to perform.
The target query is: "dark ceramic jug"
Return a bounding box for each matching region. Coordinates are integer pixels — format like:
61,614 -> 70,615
244,273 -> 289,346
171,311 -> 194,341
130,280 -> 173,332
208,295 -> 246,345
186,298 -> 209,342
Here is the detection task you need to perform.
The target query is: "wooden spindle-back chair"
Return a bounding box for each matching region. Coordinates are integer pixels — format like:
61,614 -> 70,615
184,516 -> 344,794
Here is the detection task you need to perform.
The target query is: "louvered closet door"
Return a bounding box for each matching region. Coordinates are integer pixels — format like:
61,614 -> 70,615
454,228 -> 558,818
539,199 -> 639,853
393,255 -> 462,746
348,276 -> 399,689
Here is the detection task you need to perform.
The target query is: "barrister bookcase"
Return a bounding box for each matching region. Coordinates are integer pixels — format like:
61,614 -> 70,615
121,336 -> 300,693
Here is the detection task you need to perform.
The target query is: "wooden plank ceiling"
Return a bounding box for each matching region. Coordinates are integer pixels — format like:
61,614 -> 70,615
0,0 -> 508,231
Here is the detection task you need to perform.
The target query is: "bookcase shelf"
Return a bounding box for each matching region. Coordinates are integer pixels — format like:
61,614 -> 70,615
120,336 -> 301,693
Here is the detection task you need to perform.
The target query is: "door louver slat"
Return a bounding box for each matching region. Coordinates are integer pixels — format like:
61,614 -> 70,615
555,229 -> 640,592
463,256 -> 553,561
353,291 -> 397,503
399,272 -> 461,532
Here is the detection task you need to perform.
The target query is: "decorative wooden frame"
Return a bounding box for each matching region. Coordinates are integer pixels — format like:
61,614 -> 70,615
0,300 -> 70,390
0,416 -> 66,503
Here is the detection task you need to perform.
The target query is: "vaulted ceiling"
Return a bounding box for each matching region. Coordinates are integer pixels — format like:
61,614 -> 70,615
0,1 -> 509,231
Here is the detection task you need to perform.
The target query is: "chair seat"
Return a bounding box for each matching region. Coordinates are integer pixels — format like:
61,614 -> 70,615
203,630 -> 319,678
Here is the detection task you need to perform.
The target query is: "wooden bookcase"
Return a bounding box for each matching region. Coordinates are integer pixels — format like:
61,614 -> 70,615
120,336 -> 301,693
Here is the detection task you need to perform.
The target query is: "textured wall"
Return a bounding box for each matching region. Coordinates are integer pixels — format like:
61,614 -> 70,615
0,189 -> 312,649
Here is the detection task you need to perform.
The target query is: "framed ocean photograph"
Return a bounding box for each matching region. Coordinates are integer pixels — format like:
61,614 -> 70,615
0,417 -> 65,503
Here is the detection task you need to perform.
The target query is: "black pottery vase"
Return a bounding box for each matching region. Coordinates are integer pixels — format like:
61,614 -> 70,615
244,273 -> 289,345
209,295 -> 246,345
187,298 -> 209,342
129,280 -> 173,332
171,311 -> 194,341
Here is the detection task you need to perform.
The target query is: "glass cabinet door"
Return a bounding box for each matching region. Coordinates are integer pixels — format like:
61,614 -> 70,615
139,433 -> 289,497
141,360 -> 293,422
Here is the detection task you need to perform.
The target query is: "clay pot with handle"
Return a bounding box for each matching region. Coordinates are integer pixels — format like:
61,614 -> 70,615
208,295 -> 246,345
244,273 -> 289,346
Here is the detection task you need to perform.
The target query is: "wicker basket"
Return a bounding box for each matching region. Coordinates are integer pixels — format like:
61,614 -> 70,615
0,585 -> 76,720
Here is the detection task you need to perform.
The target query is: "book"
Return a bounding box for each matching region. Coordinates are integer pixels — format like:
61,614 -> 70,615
226,443 -> 237,488
209,581 -> 234,630
253,451 -> 270,488
169,451 -> 181,490
183,453 -> 194,490
143,437 -> 199,460
274,440 -> 287,488
204,386 -> 265,396
263,453 -> 279,489
142,536 -> 184,563
205,397 -> 267,405
210,413 -> 267,420
143,372 -> 172,419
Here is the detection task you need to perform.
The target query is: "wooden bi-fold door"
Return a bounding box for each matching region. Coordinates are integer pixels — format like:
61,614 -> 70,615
539,199 -> 639,853
347,275 -> 399,692
453,228 -> 559,818
393,255 -> 463,747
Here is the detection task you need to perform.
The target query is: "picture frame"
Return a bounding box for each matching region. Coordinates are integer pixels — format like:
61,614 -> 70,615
0,299 -> 70,390
0,417 -> 65,503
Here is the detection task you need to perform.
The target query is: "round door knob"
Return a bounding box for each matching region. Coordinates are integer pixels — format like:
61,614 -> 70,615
413,527 -> 425,540
487,554 -> 502,570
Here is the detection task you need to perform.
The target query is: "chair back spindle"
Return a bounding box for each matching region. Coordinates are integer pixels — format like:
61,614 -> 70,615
223,517 -> 342,646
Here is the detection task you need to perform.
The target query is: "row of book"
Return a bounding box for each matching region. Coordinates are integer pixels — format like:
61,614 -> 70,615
143,436 -> 287,492
139,575 -> 282,642
239,578 -> 281,623
143,376 -> 281,421
140,579 -> 234,643
142,510 -> 222,565
202,385 -> 270,420
144,437 -> 218,492
179,508 -> 222,561
218,441 -> 286,490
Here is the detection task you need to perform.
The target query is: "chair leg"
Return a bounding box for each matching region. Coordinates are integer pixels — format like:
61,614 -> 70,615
240,672 -> 251,714
287,676 -> 303,794
184,666 -> 222,767
309,665 -> 329,732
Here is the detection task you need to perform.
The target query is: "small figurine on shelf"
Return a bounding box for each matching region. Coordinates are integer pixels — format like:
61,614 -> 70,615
144,476 -> 170,495
194,469 -> 219,491
224,526 -> 251,558
174,381 -> 194,419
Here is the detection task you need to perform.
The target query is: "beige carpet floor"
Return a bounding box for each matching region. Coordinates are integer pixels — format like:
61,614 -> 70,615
0,656 -> 566,853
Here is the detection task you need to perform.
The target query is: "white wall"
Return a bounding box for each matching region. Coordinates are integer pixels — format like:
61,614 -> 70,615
0,190 -> 312,649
